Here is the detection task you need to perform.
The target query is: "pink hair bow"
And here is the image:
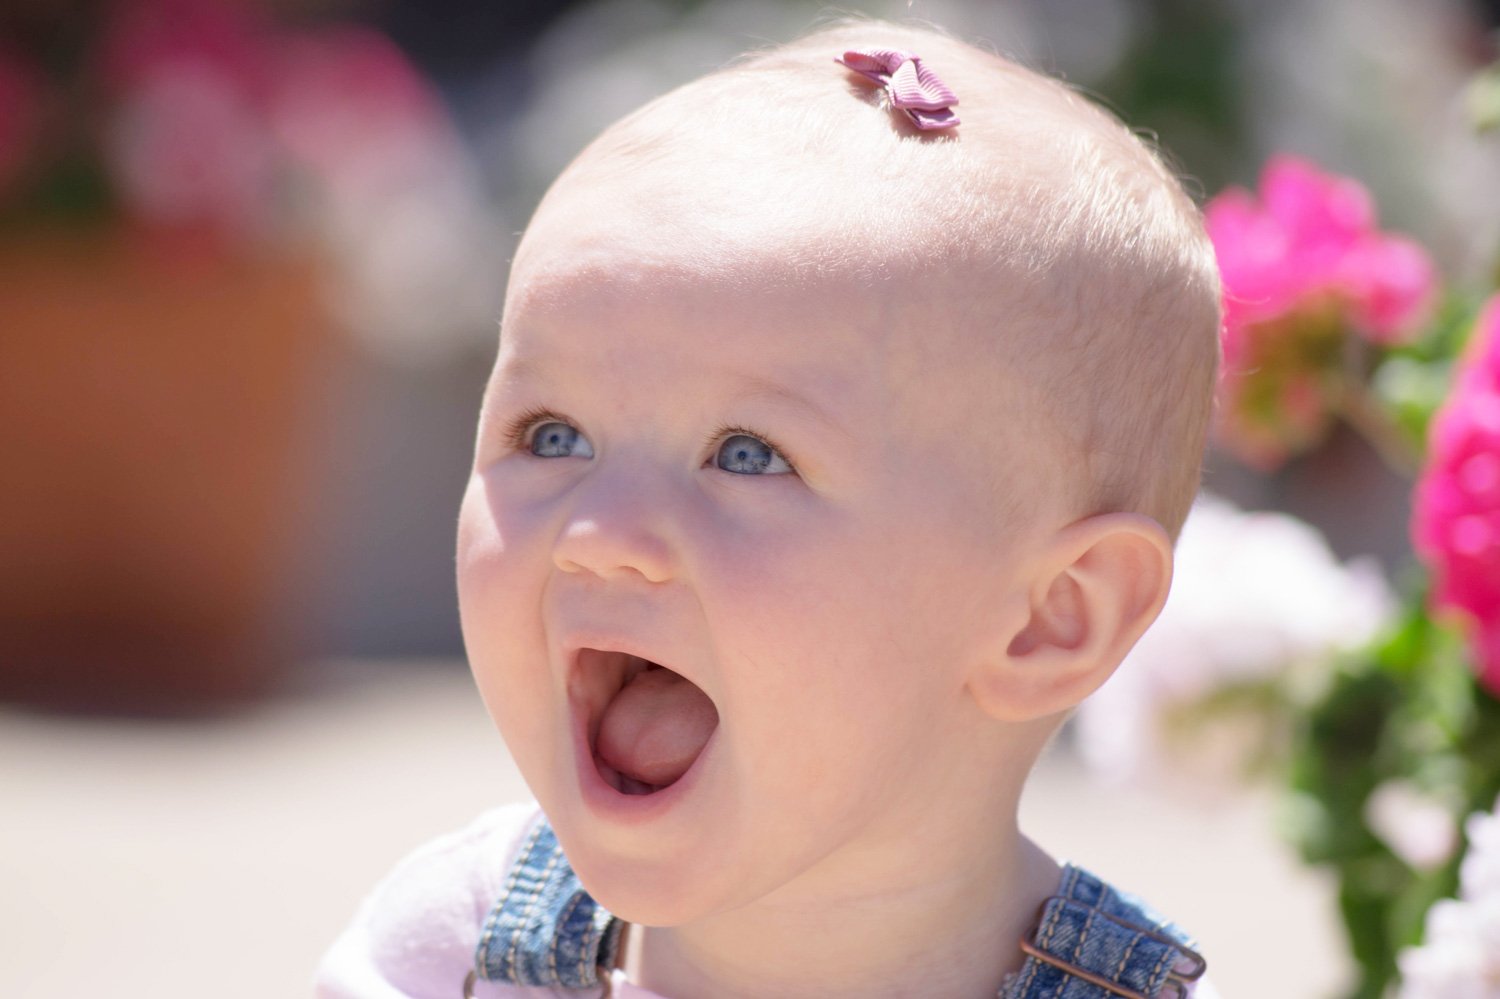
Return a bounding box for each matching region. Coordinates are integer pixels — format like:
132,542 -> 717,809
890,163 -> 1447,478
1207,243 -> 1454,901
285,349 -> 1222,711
836,48 -> 959,131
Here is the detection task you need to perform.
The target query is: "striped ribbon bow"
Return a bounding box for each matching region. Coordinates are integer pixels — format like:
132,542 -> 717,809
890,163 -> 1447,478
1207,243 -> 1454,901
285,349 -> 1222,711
836,47 -> 960,131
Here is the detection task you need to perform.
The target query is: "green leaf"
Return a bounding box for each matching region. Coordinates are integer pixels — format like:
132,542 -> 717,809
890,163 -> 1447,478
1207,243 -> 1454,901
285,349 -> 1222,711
1371,356 -> 1451,446
1468,60 -> 1500,134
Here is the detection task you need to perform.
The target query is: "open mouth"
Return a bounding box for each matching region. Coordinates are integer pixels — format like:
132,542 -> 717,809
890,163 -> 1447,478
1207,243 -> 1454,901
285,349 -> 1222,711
575,648 -> 719,796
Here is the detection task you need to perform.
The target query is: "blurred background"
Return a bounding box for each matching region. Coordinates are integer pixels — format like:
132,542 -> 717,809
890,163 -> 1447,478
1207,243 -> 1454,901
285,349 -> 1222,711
3,0 -> 1499,995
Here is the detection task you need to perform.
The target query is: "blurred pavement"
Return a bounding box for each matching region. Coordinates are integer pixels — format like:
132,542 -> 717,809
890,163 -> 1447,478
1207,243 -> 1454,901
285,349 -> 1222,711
1,660 -> 1347,997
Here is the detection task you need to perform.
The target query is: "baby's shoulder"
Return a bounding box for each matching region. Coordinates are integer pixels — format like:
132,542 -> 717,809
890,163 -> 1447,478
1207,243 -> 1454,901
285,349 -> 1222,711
315,803 -> 554,999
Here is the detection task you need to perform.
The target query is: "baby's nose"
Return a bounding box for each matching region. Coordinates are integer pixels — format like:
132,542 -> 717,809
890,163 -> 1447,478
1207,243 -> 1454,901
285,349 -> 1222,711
550,471 -> 676,584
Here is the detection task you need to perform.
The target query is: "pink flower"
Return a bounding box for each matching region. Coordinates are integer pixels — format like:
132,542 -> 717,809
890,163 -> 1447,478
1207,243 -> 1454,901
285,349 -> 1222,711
1413,295 -> 1500,695
1341,234 -> 1440,344
0,43 -> 40,194
95,1 -> 453,238
99,0 -> 273,100
268,26 -> 452,195
98,0 -> 277,231
1210,155 -> 1435,344
105,60 -> 273,233
1205,155 -> 1438,466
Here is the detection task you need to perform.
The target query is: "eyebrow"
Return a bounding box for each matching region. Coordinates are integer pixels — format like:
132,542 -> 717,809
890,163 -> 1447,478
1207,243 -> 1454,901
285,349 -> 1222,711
490,355 -> 854,445
723,372 -> 855,446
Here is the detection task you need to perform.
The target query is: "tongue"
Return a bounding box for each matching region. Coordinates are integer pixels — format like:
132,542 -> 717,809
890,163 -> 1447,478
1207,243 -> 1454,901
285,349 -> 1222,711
596,667 -> 718,788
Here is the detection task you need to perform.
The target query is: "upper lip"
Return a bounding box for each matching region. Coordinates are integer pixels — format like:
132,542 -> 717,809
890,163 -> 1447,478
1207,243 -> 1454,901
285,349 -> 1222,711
561,632 -> 687,683
561,633 -> 705,739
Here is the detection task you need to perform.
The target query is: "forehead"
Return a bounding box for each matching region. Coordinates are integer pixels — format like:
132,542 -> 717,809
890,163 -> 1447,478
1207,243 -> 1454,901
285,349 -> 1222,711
500,268 -> 889,450
504,183 -> 904,383
502,151 -> 1018,383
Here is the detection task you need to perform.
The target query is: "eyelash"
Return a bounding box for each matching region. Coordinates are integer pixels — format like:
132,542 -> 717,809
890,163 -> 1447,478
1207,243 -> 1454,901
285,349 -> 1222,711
702,424 -> 797,472
502,408 -> 797,471
502,406 -> 571,451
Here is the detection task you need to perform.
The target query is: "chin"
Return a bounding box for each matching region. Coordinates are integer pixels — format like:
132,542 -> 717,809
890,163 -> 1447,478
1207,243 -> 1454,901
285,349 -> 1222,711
560,834 -> 728,927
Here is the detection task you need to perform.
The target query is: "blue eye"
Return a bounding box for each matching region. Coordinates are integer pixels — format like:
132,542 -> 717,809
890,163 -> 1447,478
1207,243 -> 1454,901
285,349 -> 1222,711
529,420 -> 593,458
714,433 -> 791,475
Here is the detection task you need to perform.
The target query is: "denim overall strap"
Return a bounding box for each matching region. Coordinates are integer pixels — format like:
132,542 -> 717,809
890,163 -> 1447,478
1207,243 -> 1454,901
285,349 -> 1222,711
473,815 -> 623,990
1001,864 -> 1206,999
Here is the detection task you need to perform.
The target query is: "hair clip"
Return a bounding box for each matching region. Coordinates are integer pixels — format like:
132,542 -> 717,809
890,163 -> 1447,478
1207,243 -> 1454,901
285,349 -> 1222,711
836,47 -> 959,131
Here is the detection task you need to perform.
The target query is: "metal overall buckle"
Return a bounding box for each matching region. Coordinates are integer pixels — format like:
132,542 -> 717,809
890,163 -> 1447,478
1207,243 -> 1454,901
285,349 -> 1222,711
1017,896 -> 1207,999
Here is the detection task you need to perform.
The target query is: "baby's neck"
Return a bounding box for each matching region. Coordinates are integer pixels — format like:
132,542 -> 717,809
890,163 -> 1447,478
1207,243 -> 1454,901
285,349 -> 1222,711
623,828 -> 1059,999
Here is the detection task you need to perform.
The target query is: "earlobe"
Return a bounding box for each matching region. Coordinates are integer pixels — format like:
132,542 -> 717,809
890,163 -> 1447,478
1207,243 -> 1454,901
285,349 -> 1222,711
968,513 -> 1172,723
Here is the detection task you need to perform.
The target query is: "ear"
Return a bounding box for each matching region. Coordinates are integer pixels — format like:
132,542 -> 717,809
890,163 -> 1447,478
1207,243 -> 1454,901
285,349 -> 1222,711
967,513 -> 1172,723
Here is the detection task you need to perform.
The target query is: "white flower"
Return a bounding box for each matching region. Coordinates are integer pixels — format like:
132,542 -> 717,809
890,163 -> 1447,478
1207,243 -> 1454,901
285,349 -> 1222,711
1073,493 -> 1394,783
1397,795 -> 1500,997
1462,808 -> 1500,908
1366,780 -> 1461,872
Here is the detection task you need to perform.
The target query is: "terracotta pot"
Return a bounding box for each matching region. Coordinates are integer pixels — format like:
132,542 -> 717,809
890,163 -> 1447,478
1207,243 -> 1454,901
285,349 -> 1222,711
0,229 -> 330,713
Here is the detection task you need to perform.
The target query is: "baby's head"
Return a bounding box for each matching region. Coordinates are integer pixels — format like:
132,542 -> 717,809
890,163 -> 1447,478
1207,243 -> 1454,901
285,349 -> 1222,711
458,19 -> 1219,927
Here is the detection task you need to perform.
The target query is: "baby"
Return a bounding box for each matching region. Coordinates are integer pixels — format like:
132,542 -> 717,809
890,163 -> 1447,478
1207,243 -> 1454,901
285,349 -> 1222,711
319,17 -> 1222,999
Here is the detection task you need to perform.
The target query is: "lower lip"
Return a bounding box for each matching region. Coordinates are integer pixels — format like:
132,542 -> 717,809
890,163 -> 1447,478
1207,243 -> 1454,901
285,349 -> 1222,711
569,693 -> 715,825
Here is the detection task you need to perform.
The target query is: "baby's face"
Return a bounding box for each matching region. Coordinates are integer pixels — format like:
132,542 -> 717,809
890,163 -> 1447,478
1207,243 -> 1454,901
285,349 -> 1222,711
457,193 -> 1058,924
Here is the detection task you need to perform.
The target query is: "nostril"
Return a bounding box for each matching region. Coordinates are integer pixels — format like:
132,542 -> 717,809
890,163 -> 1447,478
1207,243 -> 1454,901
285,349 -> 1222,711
551,517 -> 674,583
554,554 -> 667,584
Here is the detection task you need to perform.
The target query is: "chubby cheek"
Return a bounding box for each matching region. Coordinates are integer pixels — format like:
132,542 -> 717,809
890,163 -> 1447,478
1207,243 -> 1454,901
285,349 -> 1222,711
701,505 -> 973,798
456,475 -> 556,772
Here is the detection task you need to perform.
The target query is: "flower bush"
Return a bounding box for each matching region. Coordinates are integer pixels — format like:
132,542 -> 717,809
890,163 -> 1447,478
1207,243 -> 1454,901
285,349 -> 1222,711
1074,494 -> 1392,785
1131,148 -> 1500,999
1397,795 -> 1500,998
1205,155 -> 1437,467
1,0 -> 504,363
1413,296 -> 1500,696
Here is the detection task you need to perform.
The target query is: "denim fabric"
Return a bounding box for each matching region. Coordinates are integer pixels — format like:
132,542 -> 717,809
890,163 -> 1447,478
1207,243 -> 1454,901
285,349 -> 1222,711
1000,865 -> 1205,999
473,816 -> 622,989
475,816 -> 1203,998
